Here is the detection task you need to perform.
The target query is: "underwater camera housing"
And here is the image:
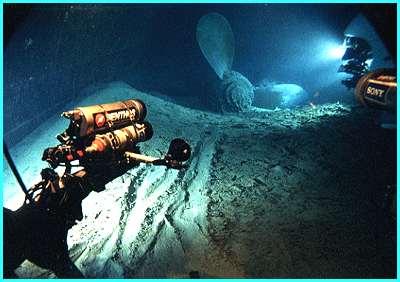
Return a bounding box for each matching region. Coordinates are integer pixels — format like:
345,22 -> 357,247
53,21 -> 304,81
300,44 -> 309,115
43,100 -> 191,170
355,68 -> 397,113
338,35 -> 373,89
58,99 -> 147,143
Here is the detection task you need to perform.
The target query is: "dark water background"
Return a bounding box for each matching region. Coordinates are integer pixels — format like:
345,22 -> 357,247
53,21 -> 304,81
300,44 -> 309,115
4,4 -> 396,144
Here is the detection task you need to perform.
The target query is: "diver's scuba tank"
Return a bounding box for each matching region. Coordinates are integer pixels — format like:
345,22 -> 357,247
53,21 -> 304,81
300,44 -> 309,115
355,68 -> 396,113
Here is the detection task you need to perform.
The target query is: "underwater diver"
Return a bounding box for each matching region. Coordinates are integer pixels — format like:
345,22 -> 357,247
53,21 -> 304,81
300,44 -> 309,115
4,100 -> 191,278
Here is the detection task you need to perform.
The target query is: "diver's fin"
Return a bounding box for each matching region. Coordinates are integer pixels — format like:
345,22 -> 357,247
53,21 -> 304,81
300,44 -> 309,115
196,13 -> 235,79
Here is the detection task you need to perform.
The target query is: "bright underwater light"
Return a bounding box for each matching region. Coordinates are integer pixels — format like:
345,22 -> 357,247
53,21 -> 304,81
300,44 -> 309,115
365,58 -> 373,68
327,44 -> 346,59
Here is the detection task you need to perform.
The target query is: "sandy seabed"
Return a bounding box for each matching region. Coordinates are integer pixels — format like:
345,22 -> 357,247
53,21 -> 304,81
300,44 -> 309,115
4,81 -> 396,278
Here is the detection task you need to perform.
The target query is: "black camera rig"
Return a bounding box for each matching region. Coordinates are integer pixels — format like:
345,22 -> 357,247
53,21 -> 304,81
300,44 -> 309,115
4,99 -> 191,278
43,99 -> 190,173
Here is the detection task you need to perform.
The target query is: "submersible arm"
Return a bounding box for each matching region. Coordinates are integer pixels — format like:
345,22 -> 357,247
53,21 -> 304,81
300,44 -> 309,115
125,152 -> 158,164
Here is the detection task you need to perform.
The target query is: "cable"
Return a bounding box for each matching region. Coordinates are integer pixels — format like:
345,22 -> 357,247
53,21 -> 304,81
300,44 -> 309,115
3,141 -> 33,203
